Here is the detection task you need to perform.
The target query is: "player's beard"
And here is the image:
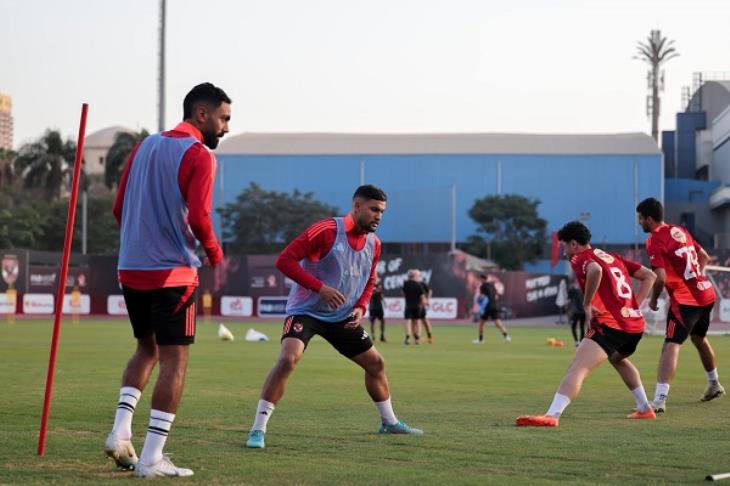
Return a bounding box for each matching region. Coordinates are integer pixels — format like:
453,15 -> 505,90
203,129 -> 223,149
357,216 -> 378,233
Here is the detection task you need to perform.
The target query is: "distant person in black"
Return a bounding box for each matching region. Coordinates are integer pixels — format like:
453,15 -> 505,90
369,281 -> 386,342
473,274 -> 511,344
415,270 -> 434,344
567,281 -> 586,347
402,269 -> 426,345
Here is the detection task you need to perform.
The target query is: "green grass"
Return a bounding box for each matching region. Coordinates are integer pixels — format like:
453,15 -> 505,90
0,319 -> 726,485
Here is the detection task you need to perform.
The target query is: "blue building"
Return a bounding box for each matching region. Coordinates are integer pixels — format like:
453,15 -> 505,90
215,132 -> 662,257
661,78 -> 730,248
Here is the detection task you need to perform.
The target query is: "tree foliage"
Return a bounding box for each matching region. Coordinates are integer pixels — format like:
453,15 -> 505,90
14,130 -> 78,200
219,183 -> 339,254
466,194 -> 547,270
105,129 -> 149,189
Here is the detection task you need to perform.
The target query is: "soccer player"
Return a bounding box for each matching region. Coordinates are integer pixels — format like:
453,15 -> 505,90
402,269 -> 426,344
636,197 -> 724,412
416,270 -> 435,344
567,281 -> 587,346
245,185 -> 423,449
104,83 -> 230,477
368,280 -> 387,342
516,221 -> 657,427
472,274 -> 511,344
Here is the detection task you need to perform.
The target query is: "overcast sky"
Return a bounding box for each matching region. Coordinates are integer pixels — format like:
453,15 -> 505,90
2,0 -> 729,148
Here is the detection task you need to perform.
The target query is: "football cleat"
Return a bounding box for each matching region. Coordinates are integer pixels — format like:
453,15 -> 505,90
133,454 -> 193,478
652,398 -> 666,413
379,421 -> 423,435
700,382 -> 726,402
104,433 -> 138,470
503,335 -> 512,343
246,429 -> 266,449
626,408 -> 656,419
515,415 -> 559,427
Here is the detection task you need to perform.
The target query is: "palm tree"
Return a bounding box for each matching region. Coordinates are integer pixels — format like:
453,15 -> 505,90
0,148 -> 15,188
14,130 -> 77,200
105,129 -> 149,189
634,30 -> 679,141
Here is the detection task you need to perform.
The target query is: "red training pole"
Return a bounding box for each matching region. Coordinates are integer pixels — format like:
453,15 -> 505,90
37,103 -> 89,456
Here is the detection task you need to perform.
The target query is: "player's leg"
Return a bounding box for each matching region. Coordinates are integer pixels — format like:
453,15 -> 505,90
517,330 -> 609,426
349,346 -> 423,435
369,314 -> 376,339
259,338 -> 305,404
106,286 -> 157,470
379,317 -> 387,342
690,304 -> 725,401
578,315 -> 586,341
422,316 -> 433,343
474,318 -> 486,343
412,318 -> 421,344
494,315 -> 511,342
134,286 -> 197,478
608,343 -> 653,417
403,309 -> 412,344
653,305 -> 692,410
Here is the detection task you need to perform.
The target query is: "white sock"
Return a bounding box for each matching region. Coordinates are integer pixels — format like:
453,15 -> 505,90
375,398 -> 398,425
251,400 -> 275,432
139,409 -> 175,465
707,369 -> 719,384
546,393 -> 571,418
631,386 -> 651,412
111,386 -> 141,440
654,383 -> 670,402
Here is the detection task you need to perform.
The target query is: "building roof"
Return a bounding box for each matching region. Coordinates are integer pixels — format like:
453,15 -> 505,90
84,125 -> 133,149
216,132 -> 661,156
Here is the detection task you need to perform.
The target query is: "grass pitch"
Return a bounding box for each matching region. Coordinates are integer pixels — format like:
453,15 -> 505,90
0,318 -> 727,485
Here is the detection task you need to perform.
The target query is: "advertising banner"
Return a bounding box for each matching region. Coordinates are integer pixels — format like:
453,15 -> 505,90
257,296 -> 288,317
221,296 -> 254,317
107,295 -> 128,315
23,293 -> 54,314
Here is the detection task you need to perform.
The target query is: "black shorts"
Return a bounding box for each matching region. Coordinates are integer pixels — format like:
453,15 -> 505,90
281,315 -> 373,359
404,306 -> 425,319
665,303 -> 714,344
368,307 -> 384,320
586,323 -> 642,357
122,285 -> 198,346
480,306 -> 500,320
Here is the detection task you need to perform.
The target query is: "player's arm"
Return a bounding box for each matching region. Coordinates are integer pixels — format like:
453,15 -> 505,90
112,142 -> 142,226
582,262 -> 602,322
353,239 -> 382,316
622,257 -> 656,306
697,246 -> 710,274
181,146 -> 223,266
645,238 -> 666,309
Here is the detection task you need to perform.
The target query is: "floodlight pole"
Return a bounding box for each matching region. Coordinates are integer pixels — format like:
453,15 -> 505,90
37,103 -> 89,456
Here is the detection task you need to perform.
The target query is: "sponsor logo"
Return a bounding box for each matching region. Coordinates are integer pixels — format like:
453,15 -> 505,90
620,307 -> 642,318
697,281 -> 712,291
670,226 -> 687,243
593,249 -> 615,264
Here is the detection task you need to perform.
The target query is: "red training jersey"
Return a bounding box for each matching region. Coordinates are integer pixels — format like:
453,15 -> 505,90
113,121 -> 223,289
275,214 -> 381,312
645,224 -> 715,307
570,247 -> 645,333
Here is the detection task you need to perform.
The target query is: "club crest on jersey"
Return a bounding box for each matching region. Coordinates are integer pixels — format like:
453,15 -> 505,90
293,322 -> 304,333
592,249 -> 615,264
670,227 -> 687,244
697,281 -> 712,291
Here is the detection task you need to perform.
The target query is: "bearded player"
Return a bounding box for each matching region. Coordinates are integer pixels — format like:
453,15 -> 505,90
245,185 -> 423,449
516,221 -> 657,427
637,197 -> 724,412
